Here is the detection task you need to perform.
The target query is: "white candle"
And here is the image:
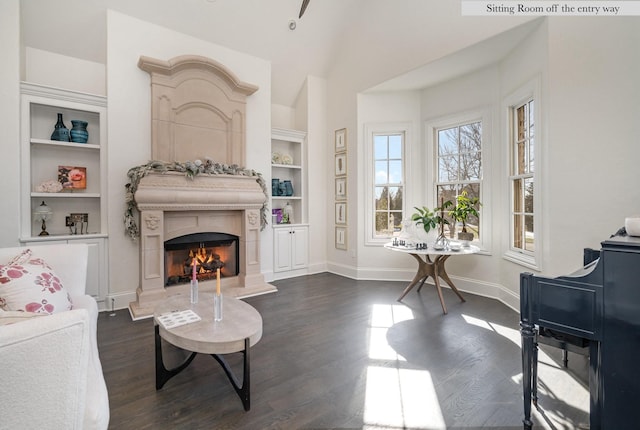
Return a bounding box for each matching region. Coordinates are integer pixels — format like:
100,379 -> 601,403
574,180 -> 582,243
192,258 -> 196,281
216,268 -> 221,295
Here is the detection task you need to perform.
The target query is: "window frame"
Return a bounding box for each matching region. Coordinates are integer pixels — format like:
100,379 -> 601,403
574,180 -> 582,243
364,122 -> 412,246
425,108 -> 492,252
503,77 -> 542,270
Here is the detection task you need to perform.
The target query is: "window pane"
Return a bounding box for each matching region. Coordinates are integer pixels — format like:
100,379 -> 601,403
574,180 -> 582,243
529,137 -> 535,173
375,161 -> 388,185
517,105 -> 527,141
388,160 -> 402,184
513,179 -> 523,213
439,156 -> 458,181
460,123 -> 481,153
524,178 -> 534,213
525,215 -> 535,252
514,214 -> 523,249
389,135 -> 402,158
460,152 -> 481,181
390,211 -> 403,232
438,128 -> 458,156
389,187 -> 402,210
375,186 -> 388,210
461,183 -> 480,236
516,142 -> 526,175
375,212 -> 389,236
374,136 -> 387,160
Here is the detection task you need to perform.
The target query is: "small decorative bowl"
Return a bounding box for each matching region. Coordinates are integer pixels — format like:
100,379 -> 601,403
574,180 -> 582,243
625,217 -> 640,237
449,242 -> 461,251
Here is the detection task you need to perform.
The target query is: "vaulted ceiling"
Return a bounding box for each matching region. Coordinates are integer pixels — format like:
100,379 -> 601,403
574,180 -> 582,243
20,0 -> 536,106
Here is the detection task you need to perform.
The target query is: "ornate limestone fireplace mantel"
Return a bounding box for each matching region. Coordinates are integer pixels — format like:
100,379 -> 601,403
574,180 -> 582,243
128,55 -> 276,319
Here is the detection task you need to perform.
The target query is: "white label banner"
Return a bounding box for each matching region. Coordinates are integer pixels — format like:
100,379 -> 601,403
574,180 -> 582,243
461,1 -> 640,15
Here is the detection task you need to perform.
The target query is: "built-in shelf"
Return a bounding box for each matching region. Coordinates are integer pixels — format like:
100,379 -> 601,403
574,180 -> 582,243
30,138 -> 101,150
20,82 -> 109,302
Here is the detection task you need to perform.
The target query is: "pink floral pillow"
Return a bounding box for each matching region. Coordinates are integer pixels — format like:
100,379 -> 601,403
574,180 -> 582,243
0,249 -> 72,315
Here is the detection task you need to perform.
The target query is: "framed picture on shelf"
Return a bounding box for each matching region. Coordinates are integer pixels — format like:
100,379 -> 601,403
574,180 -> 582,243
58,166 -> 87,190
335,202 -> 347,225
335,128 -> 347,152
335,153 -> 347,176
335,177 -> 347,200
335,226 -> 347,250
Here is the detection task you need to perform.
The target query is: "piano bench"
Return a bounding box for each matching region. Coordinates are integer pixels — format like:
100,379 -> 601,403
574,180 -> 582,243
538,327 -> 589,367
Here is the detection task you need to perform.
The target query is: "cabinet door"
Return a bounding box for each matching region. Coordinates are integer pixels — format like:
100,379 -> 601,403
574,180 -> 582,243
73,237 -> 107,299
291,227 -> 308,270
274,228 -> 293,272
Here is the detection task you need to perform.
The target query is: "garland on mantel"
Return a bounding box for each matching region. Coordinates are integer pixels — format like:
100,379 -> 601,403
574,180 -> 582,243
124,158 -> 268,240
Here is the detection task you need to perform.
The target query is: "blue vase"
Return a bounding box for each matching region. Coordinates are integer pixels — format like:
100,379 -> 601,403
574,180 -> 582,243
283,180 -> 294,196
278,182 -> 287,196
50,113 -> 70,142
271,178 -> 280,196
70,120 -> 89,143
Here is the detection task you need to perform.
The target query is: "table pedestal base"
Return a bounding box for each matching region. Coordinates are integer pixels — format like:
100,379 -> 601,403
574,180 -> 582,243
155,325 -> 251,411
397,253 -> 466,314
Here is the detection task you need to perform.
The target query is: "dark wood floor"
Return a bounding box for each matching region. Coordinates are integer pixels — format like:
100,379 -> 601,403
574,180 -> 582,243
97,273 -> 589,430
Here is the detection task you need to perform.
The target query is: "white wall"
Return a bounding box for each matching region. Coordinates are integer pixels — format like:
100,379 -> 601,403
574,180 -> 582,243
0,0 -> 21,247
25,47 -> 106,96
105,11 -> 272,306
544,17 -> 640,275
299,76 -> 328,274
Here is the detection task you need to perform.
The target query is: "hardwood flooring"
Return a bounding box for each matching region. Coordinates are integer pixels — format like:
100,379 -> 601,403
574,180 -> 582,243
98,273 -> 589,429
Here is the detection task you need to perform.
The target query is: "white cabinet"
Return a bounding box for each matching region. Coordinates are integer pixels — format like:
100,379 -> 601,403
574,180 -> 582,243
271,128 -> 306,225
273,225 -> 308,274
271,128 -> 308,278
19,83 -> 108,302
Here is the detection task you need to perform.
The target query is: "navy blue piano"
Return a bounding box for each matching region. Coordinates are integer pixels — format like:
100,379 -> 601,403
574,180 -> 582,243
520,234 -> 640,430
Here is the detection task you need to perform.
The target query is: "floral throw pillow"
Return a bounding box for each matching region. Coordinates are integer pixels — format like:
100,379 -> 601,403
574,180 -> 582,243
0,249 -> 72,315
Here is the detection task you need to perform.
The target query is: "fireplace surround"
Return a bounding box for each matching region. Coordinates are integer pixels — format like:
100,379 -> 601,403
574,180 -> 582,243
128,55 -> 276,319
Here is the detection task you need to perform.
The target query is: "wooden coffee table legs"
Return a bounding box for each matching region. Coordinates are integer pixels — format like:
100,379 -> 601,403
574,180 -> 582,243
397,253 -> 466,314
155,325 -> 252,411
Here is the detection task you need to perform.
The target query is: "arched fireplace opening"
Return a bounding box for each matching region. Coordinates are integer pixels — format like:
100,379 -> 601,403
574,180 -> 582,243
164,232 -> 239,287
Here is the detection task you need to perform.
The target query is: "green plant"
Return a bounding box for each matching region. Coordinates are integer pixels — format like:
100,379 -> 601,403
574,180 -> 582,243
411,199 -> 453,235
448,190 -> 481,233
411,206 -> 438,234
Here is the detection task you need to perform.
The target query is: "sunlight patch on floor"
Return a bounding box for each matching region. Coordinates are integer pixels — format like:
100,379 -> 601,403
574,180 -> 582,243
368,304 -> 413,361
363,304 -> 445,429
364,366 -> 446,430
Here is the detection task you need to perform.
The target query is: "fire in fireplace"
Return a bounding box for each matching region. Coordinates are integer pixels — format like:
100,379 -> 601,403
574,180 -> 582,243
164,232 -> 239,286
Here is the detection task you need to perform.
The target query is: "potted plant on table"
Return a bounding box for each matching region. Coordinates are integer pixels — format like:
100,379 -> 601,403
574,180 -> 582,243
448,190 -> 481,243
411,198 -> 453,248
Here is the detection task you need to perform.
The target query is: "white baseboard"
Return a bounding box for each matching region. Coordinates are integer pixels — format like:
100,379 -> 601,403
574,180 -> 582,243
327,263 -> 520,312
101,291 -> 137,313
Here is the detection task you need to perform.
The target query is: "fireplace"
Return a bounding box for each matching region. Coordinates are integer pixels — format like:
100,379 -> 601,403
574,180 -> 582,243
128,54 -> 277,320
164,232 -> 239,286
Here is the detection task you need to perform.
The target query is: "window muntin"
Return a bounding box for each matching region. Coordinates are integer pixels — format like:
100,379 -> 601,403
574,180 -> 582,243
510,99 -> 535,253
374,134 -> 404,238
435,121 -> 482,239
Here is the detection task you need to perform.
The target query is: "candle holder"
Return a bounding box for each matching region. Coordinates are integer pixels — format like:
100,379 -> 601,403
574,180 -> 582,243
214,293 -> 223,322
190,279 -> 198,304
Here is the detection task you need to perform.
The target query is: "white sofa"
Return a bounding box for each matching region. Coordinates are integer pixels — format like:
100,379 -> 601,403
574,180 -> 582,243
0,244 -> 110,430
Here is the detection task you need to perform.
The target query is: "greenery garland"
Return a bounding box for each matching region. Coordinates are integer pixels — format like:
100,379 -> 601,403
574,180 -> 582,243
124,158 -> 268,240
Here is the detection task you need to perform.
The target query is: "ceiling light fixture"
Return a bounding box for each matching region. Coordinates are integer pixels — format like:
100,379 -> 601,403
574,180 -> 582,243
288,20 -> 297,31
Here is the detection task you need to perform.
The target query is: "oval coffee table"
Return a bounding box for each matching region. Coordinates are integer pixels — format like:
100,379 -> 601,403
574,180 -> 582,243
153,293 -> 262,411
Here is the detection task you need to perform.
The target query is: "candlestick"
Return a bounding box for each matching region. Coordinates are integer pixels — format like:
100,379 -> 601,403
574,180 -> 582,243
216,268 -> 221,295
192,258 -> 197,282
213,292 -> 223,321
